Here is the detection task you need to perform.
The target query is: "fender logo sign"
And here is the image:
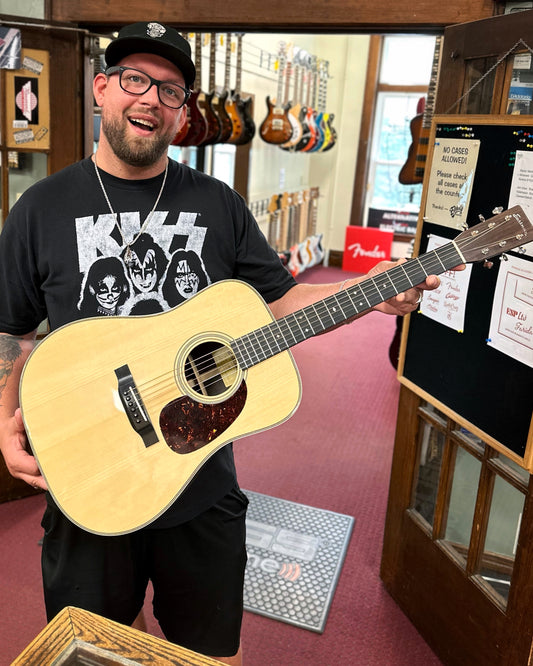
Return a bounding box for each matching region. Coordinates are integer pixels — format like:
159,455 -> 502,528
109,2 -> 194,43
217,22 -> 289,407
342,226 -> 393,273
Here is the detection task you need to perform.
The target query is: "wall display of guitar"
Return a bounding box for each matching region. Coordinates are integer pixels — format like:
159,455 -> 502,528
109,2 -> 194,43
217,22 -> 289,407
314,61 -> 337,153
259,42 -> 293,145
398,35 -> 442,185
20,207 -> 531,535
280,49 -> 304,152
198,33 -> 223,146
293,54 -> 318,152
225,33 -> 255,146
211,33 -> 234,144
173,34 -> 208,147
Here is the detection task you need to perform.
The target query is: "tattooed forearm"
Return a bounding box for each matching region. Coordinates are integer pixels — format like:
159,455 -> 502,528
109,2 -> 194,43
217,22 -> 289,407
0,335 -> 23,404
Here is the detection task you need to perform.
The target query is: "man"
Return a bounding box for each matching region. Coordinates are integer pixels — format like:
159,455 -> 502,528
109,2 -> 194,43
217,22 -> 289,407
0,22 -> 441,666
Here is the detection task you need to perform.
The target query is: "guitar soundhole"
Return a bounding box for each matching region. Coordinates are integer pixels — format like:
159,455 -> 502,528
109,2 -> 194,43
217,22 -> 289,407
160,339 -> 247,454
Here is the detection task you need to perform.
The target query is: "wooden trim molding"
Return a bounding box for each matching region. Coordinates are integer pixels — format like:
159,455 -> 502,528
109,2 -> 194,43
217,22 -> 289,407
50,0 -> 496,30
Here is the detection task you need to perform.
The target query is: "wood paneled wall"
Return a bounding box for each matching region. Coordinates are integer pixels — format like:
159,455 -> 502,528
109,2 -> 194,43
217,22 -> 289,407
50,0 -> 498,32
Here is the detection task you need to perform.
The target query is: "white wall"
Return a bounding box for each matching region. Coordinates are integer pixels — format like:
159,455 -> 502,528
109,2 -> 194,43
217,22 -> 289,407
232,33 -> 369,254
0,0 -> 44,18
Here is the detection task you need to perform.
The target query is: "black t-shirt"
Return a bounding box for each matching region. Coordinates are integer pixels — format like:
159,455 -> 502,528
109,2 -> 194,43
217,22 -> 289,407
0,157 -> 296,527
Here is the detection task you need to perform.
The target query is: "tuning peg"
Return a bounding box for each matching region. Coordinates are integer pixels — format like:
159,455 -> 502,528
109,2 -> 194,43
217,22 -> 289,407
500,253 -> 508,261
483,259 -> 494,269
492,206 -> 503,215
478,214 -> 485,223
462,222 -> 469,230
518,246 -> 527,254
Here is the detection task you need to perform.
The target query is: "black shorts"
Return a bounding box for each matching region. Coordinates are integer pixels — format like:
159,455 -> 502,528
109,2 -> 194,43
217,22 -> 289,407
41,486 -> 249,657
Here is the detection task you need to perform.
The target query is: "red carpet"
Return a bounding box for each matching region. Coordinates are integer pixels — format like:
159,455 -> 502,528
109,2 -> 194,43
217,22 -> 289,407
0,266 -> 442,665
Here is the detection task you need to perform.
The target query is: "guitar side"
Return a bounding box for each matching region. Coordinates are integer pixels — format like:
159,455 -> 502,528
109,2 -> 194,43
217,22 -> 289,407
20,281 -> 301,536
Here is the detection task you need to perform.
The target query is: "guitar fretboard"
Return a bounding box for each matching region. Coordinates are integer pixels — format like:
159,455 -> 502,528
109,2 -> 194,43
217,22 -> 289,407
232,240 -> 463,370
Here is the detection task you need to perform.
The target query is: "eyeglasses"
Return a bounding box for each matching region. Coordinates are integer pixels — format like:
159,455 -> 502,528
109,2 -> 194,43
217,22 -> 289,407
105,66 -> 191,109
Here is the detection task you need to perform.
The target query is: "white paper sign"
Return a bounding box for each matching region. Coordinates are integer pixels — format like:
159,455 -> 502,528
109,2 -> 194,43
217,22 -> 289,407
419,235 -> 473,331
425,138 -> 480,229
487,255 -> 533,368
508,150 -> 533,257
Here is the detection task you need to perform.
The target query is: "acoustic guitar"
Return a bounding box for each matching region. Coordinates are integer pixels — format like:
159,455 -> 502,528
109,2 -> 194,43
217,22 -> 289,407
20,207 -> 531,535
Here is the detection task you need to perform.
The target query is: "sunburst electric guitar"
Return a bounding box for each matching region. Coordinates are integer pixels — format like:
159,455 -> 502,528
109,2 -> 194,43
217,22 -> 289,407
20,207 -> 532,535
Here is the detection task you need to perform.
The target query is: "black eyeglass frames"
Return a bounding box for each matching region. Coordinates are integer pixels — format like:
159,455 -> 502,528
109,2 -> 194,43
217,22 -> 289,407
105,66 -> 191,109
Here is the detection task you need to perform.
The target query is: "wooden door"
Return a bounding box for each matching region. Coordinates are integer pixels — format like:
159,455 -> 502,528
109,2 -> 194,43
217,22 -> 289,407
381,10 -> 533,666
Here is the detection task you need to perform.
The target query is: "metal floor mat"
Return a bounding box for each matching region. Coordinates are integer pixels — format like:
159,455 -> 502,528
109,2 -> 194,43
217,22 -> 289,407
243,490 -> 354,633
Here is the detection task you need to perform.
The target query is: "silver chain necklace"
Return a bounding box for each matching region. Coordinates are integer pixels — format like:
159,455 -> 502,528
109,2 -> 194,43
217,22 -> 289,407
93,155 -> 169,267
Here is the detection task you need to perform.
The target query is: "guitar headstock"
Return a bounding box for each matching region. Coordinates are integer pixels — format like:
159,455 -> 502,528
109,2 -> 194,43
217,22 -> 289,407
454,205 -> 532,263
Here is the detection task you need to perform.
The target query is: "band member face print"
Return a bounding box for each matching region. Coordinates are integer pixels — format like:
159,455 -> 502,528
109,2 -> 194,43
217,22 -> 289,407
78,256 -> 131,316
175,259 -> 200,298
161,249 -> 208,307
76,210 -> 210,316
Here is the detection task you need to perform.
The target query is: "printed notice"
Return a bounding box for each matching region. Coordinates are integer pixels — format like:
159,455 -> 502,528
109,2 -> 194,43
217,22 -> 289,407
487,255 -> 533,368
419,235 -> 473,331
508,150 -> 533,257
425,138 -> 480,229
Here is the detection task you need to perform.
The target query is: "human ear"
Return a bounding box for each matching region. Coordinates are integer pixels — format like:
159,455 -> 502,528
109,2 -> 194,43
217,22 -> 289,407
93,72 -> 108,108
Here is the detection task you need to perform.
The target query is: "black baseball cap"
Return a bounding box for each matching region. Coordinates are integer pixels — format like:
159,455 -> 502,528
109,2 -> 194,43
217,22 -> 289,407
104,22 -> 196,89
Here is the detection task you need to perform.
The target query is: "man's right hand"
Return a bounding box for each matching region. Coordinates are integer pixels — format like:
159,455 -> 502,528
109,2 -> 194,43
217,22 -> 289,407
1,407 -> 46,490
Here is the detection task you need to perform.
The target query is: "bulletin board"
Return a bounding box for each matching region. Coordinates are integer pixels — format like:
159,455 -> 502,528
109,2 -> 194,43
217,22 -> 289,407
4,48 -> 50,149
399,115 -> 533,468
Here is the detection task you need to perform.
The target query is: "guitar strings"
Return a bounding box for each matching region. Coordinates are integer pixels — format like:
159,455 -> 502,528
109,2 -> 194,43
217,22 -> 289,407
135,219 -> 528,402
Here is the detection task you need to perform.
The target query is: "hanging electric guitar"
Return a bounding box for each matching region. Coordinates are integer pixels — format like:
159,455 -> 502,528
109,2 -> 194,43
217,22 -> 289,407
230,33 -> 256,145
224,34 -> 254,145
20,207 -> 531,535
199,33 -> 223,146
175,34 -> 208,147
259,41 -> 293,145
398,35 -> 442,184
212,34 -> 234,144
294,54 -> 317,152
280,49 -> 303,152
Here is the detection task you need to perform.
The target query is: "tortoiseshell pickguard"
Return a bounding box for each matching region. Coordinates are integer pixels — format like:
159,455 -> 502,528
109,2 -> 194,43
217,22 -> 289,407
159,381 -> 248,454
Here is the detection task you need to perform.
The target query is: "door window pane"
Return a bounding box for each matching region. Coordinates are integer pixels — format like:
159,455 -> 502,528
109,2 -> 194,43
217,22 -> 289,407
443,446 -> 482,562
460,57 -> 497,114
479,475 -> 525,606
413,421 -> 445,527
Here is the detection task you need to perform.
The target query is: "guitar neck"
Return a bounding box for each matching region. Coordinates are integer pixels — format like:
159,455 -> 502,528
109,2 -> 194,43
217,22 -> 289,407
232,241 -> 464,370
209,33 -> 217,91
421,35 -> 442,129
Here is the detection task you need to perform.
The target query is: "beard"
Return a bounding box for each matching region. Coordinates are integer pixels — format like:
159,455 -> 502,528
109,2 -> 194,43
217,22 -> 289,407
100,110 -> 176,167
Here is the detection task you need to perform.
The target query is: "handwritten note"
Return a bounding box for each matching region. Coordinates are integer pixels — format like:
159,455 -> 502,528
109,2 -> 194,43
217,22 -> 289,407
419,235 -> 473,331
508,150 -> 533,258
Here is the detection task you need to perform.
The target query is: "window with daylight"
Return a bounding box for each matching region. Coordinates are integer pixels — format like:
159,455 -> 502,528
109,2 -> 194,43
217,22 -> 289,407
364,35 -> 437,225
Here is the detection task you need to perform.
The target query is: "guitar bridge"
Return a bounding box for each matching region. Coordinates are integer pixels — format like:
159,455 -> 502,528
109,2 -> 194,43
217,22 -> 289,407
115,364 -> 158,447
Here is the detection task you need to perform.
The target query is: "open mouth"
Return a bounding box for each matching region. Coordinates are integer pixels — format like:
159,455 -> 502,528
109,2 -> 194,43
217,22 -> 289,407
128,117 -> 156,132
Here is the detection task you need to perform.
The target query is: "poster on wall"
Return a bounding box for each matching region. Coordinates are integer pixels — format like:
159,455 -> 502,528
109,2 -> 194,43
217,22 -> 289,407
4,48 -> 50,150
487,254 -> 533,369
424,137 -> 480,229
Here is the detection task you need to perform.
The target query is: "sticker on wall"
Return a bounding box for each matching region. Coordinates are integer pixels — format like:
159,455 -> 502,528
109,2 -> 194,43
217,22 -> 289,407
0,27 -> 21,69
4,48 -> 50,150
